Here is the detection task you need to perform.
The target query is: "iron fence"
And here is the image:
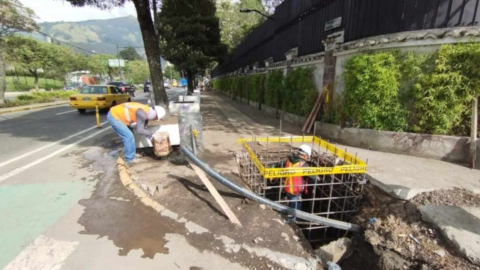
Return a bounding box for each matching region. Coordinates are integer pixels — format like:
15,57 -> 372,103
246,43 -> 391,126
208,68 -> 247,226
212,0 -> 480,77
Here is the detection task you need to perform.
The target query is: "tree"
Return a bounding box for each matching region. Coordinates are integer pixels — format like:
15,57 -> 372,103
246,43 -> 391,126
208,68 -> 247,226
158,0 -> 227,94
66,0 -> 168,109
216,0 -> 266,51
118,46 -> 141,61
0,0 -> 38,104
125,60 -> 150,84
3,36 -> 71,90
164,65 -> 180,80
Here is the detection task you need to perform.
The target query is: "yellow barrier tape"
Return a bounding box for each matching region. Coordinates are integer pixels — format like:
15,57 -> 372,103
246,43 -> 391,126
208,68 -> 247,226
242,141 -> 265,175
239,136 -> 315,144
264,165 -> 367,179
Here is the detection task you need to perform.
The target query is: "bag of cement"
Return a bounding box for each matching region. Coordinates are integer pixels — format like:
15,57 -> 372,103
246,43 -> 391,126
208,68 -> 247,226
152,131 -> 172,157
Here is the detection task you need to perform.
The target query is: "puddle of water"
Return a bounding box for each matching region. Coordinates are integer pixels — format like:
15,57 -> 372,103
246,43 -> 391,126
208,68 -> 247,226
78,148 -> 189,259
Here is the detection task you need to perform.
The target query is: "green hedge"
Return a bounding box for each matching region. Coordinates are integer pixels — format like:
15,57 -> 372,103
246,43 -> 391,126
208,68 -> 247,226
339,43 -> 480,136
265,70 -> 284,108
282,67 -> 317,116
212,67 -> 317,116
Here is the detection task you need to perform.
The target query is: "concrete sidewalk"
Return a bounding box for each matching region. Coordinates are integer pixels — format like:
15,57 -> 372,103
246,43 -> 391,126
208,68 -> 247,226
0,101 -> 68,115
212,92 -> 480,266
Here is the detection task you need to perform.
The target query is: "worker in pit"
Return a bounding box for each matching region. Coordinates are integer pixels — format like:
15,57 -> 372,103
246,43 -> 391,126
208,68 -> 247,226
108,102 -> 165,166
274,144 -> 315,223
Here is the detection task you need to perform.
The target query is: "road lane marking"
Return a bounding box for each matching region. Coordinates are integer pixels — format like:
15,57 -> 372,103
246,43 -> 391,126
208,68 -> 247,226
0,127 -> 112,183
55,110 -> 77,115
0,121 -> 109,169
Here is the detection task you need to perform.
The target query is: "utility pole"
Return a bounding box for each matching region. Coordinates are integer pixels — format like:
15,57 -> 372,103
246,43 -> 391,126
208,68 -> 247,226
471,96 -> 478,169
116,44 -> 121,78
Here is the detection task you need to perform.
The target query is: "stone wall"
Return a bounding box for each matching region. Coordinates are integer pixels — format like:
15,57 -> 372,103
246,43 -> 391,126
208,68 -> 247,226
314,122 -> 472,164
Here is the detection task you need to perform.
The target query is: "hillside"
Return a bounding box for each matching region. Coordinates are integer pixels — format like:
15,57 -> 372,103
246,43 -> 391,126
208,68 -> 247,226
38,16 -> 143,55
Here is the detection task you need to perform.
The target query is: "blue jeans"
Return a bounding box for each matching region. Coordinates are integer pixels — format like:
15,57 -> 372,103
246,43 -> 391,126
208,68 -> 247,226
108,112 -> 135,162
287,193 -> 302,211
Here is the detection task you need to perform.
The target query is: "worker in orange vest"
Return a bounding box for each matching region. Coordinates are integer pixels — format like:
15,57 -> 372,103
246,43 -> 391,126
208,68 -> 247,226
108,102 -> 165,166
276,144 -> 314,223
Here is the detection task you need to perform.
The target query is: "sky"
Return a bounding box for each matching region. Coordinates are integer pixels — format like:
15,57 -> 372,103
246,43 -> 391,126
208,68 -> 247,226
20,0 -> 137,23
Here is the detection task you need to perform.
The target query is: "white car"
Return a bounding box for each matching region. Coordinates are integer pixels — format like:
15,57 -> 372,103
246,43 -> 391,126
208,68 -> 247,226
164,82 -> 170,89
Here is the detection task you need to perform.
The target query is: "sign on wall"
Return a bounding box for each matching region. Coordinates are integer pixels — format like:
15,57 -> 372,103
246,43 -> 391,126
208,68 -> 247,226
325,17 -> 342,31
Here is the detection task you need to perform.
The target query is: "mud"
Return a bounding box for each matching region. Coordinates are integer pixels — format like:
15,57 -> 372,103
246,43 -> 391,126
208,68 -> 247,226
340,186 -> 480,270
77,144 -> 314,269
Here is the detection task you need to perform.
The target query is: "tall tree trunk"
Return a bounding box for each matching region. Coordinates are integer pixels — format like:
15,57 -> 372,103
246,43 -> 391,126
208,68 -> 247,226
187,70 -> 194,95
0,53 -> 6,105
131,0 -> 168,108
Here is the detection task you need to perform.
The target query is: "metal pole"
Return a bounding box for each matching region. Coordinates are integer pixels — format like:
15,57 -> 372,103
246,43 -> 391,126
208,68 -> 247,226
116,44 -> 121,78
95,106 -> 101,128
471,96 -> 478,168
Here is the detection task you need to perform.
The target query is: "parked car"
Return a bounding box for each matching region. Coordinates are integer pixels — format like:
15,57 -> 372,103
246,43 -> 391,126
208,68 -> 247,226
107,81 -> 135,97
144,81 -> 151,92
64,82 -> 82,91
164,81 -> 170,89
69,85 -> 130,114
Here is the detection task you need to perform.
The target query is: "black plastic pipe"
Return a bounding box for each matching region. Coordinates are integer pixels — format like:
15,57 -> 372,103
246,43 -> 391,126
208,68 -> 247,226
182,147 -> 363,233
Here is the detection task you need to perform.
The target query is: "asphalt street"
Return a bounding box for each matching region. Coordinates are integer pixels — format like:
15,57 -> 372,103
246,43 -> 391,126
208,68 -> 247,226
0,88 -> 241,270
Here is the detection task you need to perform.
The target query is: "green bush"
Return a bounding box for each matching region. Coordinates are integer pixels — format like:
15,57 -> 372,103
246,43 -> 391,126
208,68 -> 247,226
248,74 -> 265,102
343,52 -> 407,131
411,43 -> 480,135
265,70 -> 284,108
282,67 -> 317,116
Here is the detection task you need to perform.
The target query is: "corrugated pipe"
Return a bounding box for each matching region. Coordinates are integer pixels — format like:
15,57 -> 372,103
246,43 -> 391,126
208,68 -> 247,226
181,147 -> 363,233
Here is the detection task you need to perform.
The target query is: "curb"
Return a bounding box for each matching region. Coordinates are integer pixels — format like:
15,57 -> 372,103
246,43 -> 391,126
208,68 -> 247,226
116,156 -> 166,212
0,101 -> 69,115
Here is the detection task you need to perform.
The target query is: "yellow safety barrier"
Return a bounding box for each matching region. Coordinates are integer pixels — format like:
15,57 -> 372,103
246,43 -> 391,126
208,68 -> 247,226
238,136 -> 367,179
95,106 -> 101,128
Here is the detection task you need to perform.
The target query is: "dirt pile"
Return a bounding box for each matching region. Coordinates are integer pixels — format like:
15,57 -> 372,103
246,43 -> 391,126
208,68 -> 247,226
340,186 -> 480,270
411,188 -> 480,208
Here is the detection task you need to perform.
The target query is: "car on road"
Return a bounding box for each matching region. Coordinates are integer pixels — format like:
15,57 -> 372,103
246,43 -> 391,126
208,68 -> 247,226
143,81 -> 151,92
164,81 -> 170,89
107,81 -> 135,96
69,85 -> 131,114
64,82 -> 83,91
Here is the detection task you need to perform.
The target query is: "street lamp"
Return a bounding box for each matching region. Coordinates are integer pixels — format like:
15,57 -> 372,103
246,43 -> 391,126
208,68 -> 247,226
239,9 -> 275,21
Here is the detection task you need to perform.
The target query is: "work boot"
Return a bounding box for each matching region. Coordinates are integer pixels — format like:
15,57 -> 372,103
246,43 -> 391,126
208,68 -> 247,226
125,158 -> 142,169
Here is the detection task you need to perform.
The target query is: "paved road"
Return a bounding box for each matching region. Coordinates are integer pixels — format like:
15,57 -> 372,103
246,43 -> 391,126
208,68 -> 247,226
0,88 -> 238,270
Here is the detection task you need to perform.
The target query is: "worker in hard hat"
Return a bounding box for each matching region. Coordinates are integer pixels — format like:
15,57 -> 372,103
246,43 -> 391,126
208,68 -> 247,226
108,102 -> 166,166
275,144 -> 314,223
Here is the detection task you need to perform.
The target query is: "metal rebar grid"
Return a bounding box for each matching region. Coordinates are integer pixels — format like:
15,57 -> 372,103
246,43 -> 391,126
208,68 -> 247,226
236,135 -> 367,247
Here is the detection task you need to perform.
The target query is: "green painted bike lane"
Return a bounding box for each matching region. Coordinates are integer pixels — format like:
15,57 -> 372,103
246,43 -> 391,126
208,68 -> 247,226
0,182 -> 86,269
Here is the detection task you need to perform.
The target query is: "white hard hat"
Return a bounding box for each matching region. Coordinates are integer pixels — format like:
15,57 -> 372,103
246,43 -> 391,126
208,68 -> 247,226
154,106 -> 166,120
299,144 -> 312,157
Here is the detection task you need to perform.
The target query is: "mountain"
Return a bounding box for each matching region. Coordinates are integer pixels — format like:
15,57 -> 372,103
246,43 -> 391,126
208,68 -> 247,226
38,16 -> 144,56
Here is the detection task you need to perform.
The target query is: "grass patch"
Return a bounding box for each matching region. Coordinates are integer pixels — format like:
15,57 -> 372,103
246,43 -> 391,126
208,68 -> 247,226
5,76 -> 64,92
1,90 -> 76,109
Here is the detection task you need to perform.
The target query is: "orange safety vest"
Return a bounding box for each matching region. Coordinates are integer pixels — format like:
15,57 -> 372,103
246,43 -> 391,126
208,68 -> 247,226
110,102 -> 152,125
283,160 -> 305,196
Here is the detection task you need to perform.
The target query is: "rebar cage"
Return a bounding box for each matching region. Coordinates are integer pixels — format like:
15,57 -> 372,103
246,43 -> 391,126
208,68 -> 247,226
236,136 -> 368,247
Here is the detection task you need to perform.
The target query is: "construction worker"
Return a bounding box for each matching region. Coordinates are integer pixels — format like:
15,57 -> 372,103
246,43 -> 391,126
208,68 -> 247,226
275,144 -> 314,223
107,102 -> 165,166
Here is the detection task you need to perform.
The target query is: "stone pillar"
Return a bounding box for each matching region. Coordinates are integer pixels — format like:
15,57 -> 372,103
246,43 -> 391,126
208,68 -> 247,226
284,47 -> 298,76
322,31 -> 344,112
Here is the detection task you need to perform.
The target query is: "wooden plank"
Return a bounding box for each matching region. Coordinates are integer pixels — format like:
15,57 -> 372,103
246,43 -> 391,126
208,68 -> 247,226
189,161 -> 243,227
302,92 -> 323,133
307,93 -> 325,133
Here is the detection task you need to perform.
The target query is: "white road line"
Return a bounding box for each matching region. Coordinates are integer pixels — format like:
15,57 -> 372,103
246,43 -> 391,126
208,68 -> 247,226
0,127 -> 112,184
55,110 -> 77,115
0,121 -> 109,169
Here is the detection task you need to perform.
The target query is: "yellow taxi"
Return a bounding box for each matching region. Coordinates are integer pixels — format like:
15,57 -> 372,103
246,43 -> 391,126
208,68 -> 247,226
69,85 -> 131,114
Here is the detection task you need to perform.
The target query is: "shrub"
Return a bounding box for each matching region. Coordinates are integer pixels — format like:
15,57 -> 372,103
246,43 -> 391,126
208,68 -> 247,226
282,67 -> 317,116
248,74 -> 265,102
411,43 -> 480,135
343,52 -> 407,131
265,70 -> 284,108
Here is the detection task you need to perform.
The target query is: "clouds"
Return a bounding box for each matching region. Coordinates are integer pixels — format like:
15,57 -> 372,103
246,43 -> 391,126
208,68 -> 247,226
20,0 -> 137,22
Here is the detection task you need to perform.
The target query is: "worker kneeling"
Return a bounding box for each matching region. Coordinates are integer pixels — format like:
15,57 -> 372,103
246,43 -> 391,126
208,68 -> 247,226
108,102 -> 165,166
277,144 -> 315,223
